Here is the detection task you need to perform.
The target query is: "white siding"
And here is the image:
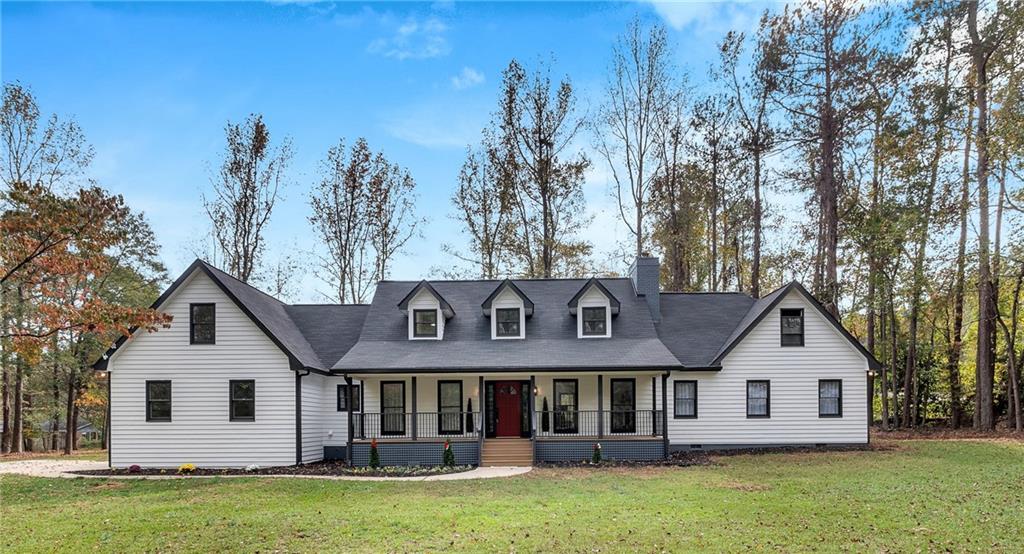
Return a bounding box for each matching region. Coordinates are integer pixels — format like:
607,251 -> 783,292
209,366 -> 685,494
301,372 -> 324,463
666,291 -> 869,446
322,376 -> 357,447
109,272 -> 296,468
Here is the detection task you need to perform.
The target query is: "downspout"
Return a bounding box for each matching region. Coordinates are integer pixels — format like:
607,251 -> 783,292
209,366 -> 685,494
294,366 -> 311,466
661,370 -> 670,458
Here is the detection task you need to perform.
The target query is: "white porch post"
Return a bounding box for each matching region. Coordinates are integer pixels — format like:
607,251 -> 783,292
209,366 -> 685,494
597,374 -> 604,439
411,376 -> 417,440
477,375 -> 484,466
661,372 -> 669,456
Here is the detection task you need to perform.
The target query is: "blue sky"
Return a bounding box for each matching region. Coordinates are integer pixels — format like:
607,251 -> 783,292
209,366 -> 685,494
2,1 -> 775,301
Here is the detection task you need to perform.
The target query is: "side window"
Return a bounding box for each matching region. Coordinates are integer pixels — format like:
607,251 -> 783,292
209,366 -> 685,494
746,380 -> 770,418
190,303 -> 216,344
819,379 -> 842,417
146,380 -> 172,422
674,381 -> 697,419
229,380 -> 255,421
337,384 -> 361,412
780,309 -> 804,347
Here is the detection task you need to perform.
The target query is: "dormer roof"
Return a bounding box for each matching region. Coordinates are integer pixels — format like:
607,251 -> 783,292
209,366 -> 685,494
567,277 -> 621,315
481,279 -> 535,316
397,280 -> 456,318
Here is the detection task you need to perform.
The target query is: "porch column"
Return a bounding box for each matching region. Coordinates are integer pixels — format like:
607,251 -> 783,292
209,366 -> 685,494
530,375 -> 537,463
661,372 -> 669,457
411,376 -> 418,440
652,377 -> 657,437
477,375 -> 484,466
597,374 -> 604,439
345,375 -> 354,465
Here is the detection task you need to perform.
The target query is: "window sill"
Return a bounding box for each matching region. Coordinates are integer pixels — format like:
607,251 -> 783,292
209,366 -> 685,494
673,415 -> 697,420
746,415 -> 771,419
818,414 -> 843,419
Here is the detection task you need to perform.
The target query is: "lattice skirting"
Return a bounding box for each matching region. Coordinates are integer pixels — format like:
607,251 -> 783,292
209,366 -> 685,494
535,440 -> 665,462
346,442 -> 480,467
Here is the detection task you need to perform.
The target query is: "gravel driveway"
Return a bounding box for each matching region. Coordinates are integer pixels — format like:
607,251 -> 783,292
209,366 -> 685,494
0,459 -> 108,478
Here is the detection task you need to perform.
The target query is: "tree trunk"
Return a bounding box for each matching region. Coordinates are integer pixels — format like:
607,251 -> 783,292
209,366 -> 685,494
751,151 -> 762,298
968,3 -> 995,429
64,370 -> 76,455
948,103 -> 973,429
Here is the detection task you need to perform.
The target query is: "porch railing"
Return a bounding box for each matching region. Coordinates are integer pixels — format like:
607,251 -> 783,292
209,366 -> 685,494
351,412 -> 482,440
535,410 -> 662,438
350,410 -> 662,440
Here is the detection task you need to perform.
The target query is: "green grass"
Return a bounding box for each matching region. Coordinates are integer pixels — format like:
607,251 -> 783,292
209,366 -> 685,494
2,440 -> 1022,552
0,448 -> 107,462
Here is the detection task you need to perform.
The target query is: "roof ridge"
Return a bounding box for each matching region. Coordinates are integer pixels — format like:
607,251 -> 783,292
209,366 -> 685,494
287,303 -> 371,307
378,277 -> 630,283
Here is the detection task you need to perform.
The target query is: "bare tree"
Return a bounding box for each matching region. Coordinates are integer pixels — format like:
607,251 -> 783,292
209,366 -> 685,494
203,113 -> 291,284
596,17 -> 678,257
493,58 -> 592,278
720,23 -> 777,298
445,145 -> 512,279
309,138 -> 421,302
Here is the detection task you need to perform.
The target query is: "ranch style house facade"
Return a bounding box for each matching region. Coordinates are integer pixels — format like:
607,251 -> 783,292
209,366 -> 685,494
93,256 -> 880,467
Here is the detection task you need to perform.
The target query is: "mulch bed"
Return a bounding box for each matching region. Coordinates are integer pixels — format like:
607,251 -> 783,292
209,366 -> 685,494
70,461 -> 474,478
872,426 -> 1024,441
537,451 -> 715,469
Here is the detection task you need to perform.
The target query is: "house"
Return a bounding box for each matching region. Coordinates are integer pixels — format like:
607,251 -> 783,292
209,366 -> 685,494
93,256 -> 880,468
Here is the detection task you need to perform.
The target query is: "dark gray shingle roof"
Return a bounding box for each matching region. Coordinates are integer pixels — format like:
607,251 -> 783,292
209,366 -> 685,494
333,278 -> 682,371
655,292 -> 756,367
285,304 -> 370,368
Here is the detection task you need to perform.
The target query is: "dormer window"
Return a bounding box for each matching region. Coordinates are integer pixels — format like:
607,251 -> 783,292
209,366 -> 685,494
413,309 -> 438,338
496,308 -> 521,337
569,278 -> 618,339
483,279 -> 532,340
582,307 -> 607,336
398,281 -> 455,341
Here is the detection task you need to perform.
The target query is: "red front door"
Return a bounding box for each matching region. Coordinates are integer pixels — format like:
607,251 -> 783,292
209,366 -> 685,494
494,381 -> 522,437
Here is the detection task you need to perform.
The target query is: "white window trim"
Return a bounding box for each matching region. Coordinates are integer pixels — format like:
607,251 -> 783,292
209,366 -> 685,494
407,289 -> 444,341
491,306 -> 525,340
577,289 -> 612,339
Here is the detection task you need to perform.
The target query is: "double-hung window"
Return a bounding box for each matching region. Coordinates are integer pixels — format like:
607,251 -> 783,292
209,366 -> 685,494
819,379 -> 842,417
438,380 -> 463,435
746,380 -> 770,418
553,379 -> 579,433
381,381 -> 406,435
610,379 -> 636,433
781,309 -> 804,346
495,308 -> 521,338
581,307 -> 607,336
337,384 -> 361,412
190,303 -> 215,344
674,381 -> 697,419
146,380 -> 171,422
229,380 -> 255,421
413,309 -> 437,338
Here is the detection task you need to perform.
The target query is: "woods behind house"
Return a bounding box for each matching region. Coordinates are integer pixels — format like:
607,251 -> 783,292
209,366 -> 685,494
2,0 -> 1022,455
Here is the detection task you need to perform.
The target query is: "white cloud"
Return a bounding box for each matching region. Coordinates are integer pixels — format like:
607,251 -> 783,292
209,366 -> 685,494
382,104 -> 482,149
644,0 -> 767,36
451,67 -> 485,90
368,16 -> 451,60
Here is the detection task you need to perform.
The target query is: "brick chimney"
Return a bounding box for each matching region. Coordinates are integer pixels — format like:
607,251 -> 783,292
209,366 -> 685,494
629,254 -> 661,322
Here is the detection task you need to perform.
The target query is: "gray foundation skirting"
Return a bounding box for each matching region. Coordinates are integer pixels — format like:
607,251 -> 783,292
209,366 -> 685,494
348,441 -> 479,467
667,442 -> 869,453
535,440 -> 665,462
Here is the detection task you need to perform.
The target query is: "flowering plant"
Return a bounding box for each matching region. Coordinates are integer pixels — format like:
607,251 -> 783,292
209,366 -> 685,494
127,464 -> 142,474
443,439 -> 456,467
591,443 -> 602,464
177,463 -> 197,475
369,438 -> 380,468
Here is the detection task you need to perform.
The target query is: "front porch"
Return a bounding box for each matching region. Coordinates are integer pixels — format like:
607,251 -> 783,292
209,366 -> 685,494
335,372 -> 669,466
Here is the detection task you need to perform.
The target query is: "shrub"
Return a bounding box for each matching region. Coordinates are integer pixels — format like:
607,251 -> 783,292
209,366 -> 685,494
369,438 -> 380,468
177,463 -> 197,475
465,398 -> 475,433
443,440 -> 456,467
244,464 -> 260,472
127,464 -> 142,474
591,443 -> 602,464
541,398 -> 550,432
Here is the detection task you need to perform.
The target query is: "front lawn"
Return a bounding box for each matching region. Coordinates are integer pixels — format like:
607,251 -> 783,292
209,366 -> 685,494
2,440 -> 1021,552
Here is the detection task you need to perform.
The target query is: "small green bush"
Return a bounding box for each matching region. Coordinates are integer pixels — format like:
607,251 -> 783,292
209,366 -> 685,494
591,443 -> 602,464
443,440 -> 456,467
369,439 -> 380,468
